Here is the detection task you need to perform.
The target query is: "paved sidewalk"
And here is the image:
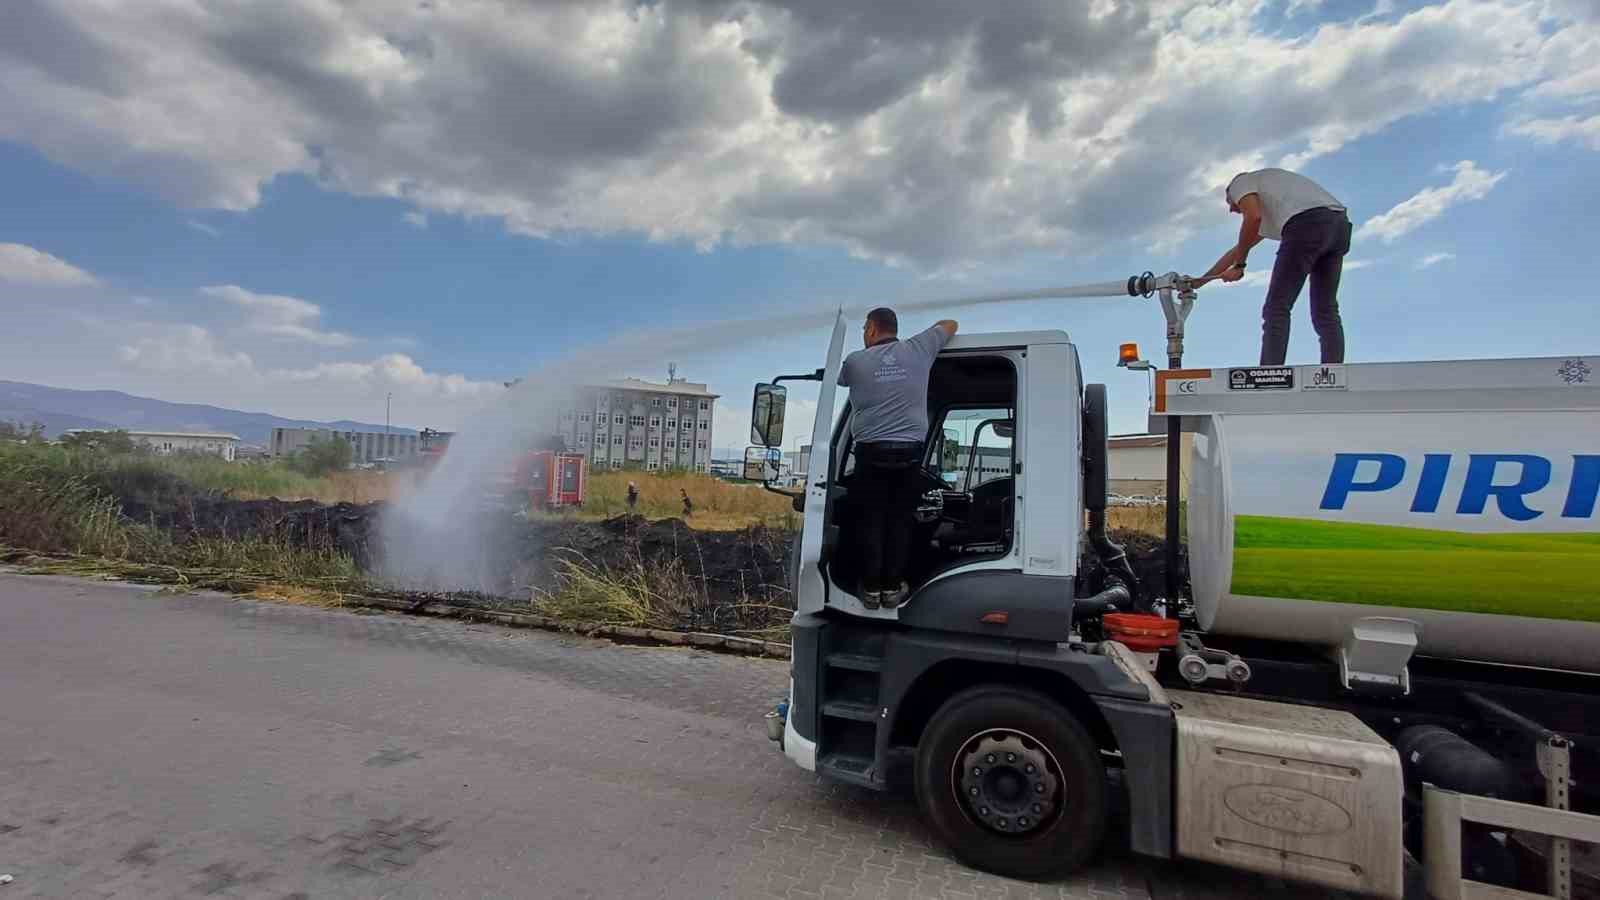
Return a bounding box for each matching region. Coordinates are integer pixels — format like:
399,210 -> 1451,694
0,573 -> 1349,898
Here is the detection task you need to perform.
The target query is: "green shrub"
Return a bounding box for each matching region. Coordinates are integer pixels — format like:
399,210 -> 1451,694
0,420 -> 45,443
288,435 -> 353,477
0,442 -> 360,587
58,429 -> 143,454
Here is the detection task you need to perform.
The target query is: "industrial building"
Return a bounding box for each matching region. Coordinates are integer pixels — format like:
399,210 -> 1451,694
1107,432 -> 1194,498
270,427 -> 418,466
787,444 -> 812,480
64,429 -> 239,461
554,372 -> 718,472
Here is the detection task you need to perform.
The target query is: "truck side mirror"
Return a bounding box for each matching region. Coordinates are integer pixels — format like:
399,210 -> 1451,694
750,383 -> 787,448
743,446 -> 780,482
940,428 -> 961,470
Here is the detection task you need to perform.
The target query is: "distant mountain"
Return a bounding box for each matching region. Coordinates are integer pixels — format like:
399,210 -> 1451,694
0,381 -> 414,447
0,405 -> 120,436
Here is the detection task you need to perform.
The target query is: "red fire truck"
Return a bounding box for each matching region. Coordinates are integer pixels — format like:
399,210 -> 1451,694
514,450 -> 586,510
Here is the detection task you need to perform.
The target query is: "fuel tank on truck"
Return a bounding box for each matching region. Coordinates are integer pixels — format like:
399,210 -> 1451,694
1154,356 -> 1600,673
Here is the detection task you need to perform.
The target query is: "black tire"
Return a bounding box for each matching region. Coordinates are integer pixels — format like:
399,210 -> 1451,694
914,685 -> 1107,880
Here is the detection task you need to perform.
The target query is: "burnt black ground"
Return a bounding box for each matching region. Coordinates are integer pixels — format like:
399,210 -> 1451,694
109,484 -> 1172,633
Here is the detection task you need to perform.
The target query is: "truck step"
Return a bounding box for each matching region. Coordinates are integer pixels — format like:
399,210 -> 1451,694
821,700 -> 880,722
825,653 -> 883,672
817,753 -> 877,788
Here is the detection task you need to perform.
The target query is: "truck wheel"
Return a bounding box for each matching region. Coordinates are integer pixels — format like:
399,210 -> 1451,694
914,685 -> 1107,880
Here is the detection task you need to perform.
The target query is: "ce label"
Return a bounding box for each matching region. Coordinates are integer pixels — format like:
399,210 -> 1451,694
1177,380 -> 1200,394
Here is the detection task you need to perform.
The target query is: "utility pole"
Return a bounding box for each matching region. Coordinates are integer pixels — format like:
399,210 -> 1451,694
385,392 -> 392,460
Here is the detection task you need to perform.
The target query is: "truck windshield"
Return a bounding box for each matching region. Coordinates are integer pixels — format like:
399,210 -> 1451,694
933,407 -> 1013,491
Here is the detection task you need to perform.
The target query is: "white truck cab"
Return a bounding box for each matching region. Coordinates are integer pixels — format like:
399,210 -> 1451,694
781,315 -> 1085,620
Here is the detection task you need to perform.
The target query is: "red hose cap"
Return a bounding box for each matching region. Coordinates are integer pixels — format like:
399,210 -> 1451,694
1102,613 -> 1179,652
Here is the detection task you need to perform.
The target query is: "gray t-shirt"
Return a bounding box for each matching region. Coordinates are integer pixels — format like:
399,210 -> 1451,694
838,325 -> 953,444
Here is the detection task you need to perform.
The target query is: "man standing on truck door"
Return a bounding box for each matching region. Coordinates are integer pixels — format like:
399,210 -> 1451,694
1201,168 -> 1351,366
838,308 -> 958,610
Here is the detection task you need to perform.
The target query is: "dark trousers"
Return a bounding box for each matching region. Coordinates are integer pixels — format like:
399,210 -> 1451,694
1261,207 -> 1352,366
853,441 -> 925,594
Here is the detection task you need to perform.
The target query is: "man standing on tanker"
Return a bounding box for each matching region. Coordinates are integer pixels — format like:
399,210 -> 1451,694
1201,168 -> 1352,365
838,308 -> 958,610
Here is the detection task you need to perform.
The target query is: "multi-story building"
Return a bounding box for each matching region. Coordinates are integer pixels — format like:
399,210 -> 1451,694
553,376 -> 718,473
270,427 -> 418,466
64,429 -> 239,461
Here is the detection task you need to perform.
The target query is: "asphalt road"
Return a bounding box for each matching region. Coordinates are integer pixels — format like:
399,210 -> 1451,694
0,572 -> 1341,899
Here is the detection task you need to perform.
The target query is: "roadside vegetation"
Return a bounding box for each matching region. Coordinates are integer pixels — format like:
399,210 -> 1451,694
0,441 -> 364,602
0,439 -> 794,633
0,425 -> 1159,640
1106,502 -> 1170,537
531,527 -> 793,640
568,470 -> 797,530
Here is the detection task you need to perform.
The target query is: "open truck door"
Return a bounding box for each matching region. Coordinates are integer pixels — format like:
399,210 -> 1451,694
747,310 -> 848,617
798,312 -> 849,615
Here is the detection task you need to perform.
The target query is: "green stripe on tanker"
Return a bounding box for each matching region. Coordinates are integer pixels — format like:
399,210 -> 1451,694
1230,515 -> 1600,622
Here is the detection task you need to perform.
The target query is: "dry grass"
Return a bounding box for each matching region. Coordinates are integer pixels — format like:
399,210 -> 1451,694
1107,504 -> 1167,535
3,547 -> 364,594
182,461 -> 414,504
0,442 -> 367,592
570,470 -> 797,530
246,584 -> 348,608
531,551 -> 697,627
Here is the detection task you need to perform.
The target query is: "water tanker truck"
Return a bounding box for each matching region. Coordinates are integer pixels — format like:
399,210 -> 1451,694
748,272 -> 1600,898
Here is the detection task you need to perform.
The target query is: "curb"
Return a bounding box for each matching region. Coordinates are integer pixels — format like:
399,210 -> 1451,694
345,596 -> 792,659
0,553 -> 792,661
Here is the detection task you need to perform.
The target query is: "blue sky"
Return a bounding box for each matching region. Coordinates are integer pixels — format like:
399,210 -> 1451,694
1,0 -> 1596,447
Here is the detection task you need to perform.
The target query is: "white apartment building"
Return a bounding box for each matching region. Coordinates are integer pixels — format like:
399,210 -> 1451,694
554,376 -> 718,473
64,429 -> 240,461
270,427 -> 418,466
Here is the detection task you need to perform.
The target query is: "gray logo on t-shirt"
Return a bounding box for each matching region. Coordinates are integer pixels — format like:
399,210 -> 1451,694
838,325 -> 955,443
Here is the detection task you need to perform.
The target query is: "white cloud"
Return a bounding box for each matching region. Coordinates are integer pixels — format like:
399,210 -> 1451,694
0,242 -> 98,287
4,275 -> 500,431
118,325 -> 254,375
187,220 -> 221,237
200,283 -> 356,347
275,353 -> 503,399
0,0 -> 1588,266
1530,13 -> 1600,101
101,319 -> 503,428
1418,251 -> 1456,268
1508,113 -> 1600,150
1361,161 -> 1508,243
402,211 -> 428,228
